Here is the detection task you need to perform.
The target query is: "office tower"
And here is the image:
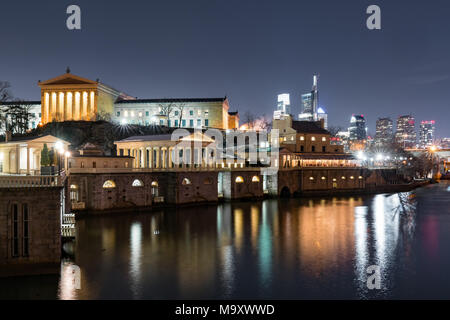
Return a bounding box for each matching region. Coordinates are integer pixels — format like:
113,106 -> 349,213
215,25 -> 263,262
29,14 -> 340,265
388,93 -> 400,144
317,107 -> 328,129
419,120 -> 436,148
273,93 -> 291,119
375,117 -> 393,146
396,115 -> 417,149
348,114 -> 367,141
298,75 -> 319,122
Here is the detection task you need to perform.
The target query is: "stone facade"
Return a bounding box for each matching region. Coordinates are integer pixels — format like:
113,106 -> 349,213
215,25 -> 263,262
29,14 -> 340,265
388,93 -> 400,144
0,186 -> 63,275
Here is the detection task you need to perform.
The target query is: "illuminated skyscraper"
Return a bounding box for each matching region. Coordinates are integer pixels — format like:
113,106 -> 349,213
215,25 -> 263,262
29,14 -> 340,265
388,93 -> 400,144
395,115 -> 417,149
273,93 -> 291,119
348,114 -> 367,141
419,120 -> 436,148
375,117 -> 393,146
317,107 -> 328,129
299,75 -> 319,122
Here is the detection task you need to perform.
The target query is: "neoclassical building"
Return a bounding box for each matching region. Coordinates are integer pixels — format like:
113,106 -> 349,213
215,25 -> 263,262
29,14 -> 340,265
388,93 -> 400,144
1,70 -> 239,131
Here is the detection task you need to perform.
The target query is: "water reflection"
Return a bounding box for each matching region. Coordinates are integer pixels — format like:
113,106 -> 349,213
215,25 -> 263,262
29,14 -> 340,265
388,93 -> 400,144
43,182 -> 449,299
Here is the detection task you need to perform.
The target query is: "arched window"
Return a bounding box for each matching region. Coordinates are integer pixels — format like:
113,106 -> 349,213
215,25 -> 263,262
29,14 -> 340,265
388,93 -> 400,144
252,176 -> 260,182
235,176 -> 244,183
151,181 -> 159,187
70,184 -> 79,201
103,180 -> 116,189
132,179 -> 144,187
182,178 -> 192,185
204,177 -> 213,185
151,181 -> 159,197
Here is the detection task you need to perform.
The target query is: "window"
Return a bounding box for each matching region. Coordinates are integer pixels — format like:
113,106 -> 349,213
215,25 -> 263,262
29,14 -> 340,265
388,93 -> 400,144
341,176 -> 346,180
189,110 -> 194,116
322,146 -> 326,152
175,120 -> 179,127
124,111 -> 128,117
12,204 -> 19,257
322,137 -> 326,142
198,109 -> 201,116
131,111 -> 135,117
300,146 -> 305,152
321,176 -> 326,180
81,161 -> 85,168
132,179 -> 144,187
146,111 -> 149,117
197,119 -> 201,127
103,180 -> 116,189
205,111 -> 209,116
309,177 -> 314,181
189,119 -> 194,127
70,185 -> 79,201
205,119 -> 209,127
252,176 -> 260,182
175,111 -> 179,116
160,119 -> 164,125
182,178 -> 192,185
138,112 -> 142,117
182,119 -> 186,127
311,137 -> 316,141
151,181 -> 159,197
93,162 -> 96,168
312,146 -> 316,152
151,181 -> 159,187
22,204 -> 29,257
235,176 -> 244,183
168,120 -> 171,127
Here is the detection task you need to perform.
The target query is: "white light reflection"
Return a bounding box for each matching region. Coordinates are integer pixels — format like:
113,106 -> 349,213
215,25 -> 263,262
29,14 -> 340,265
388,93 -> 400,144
218,204 -> 234,297
354,205 -> 369,293
59,260 -> 81,300
129,222 -> 143,299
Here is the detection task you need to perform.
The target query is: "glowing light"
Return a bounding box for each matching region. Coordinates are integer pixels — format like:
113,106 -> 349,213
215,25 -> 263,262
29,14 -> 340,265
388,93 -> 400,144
235,176 -> 244,183
376,154 -> 383,161
103,180 -> 116,189
252,176 -> 260,182
55,141 -> 63,151
65,151 -> 71,158
121,119 -> 127,125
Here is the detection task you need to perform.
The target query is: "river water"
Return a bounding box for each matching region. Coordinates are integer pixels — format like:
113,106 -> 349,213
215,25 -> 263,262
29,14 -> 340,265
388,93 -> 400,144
1,182 -> 450,299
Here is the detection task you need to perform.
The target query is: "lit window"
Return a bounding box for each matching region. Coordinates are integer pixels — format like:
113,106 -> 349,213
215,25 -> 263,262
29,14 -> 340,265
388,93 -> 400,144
138,112 -> 143,117
350,176 -> 354,180
333,178 -> 337,182
322,137 -> 326,142
103,180 -> 116,189
132,179 -> 144,187
321,176 -> 326,180
252,176 -> 260,182
300,136 -> 305,141
131,111 -> 135,117
341,176 -> 346,180
182,178 -> 192,185
151,181 -> 159,187
235,176 -> 244,183
198,109 -> 201,116
309,177 -> 314,180
124,111 -> 128,117
311,137 -> 316,141
359,176 -> 363,179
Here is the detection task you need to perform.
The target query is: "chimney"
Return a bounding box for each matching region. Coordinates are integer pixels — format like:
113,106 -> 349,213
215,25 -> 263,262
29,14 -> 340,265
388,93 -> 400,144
5,130 -> 12,143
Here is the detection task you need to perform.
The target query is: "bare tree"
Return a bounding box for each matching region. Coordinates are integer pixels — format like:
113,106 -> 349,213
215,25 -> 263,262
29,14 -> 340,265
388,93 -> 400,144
175,103 -> 186,127
328,126 -> 343,137
243,111 -> 256,129
258,114 -> 272,131
1,102 -> 36,134
0,81 -> 12,102
159,102 -> 176,126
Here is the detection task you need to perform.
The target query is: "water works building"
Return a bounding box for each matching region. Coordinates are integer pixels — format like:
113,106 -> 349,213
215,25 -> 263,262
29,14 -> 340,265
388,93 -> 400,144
1,70 -> 240,131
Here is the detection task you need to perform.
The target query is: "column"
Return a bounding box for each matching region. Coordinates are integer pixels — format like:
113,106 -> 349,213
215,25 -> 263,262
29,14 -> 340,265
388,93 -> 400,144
143,148 -> 148,168
26,147 -> 30,175
86,91 -> 91,121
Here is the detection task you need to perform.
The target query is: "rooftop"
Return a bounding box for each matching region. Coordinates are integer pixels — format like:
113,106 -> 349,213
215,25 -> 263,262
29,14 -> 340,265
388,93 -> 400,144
292,121 -> 329,134
115,97 -> 227,104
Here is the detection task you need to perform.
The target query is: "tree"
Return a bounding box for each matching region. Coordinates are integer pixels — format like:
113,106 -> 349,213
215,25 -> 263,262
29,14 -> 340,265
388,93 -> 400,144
175,103 -> 186,127
41,144 -> 50,166
1,102 -> 36,134
159,102 -> 176,126
328,126 -> 343,137
243,111 -> 256,130
0,81 -> 12,102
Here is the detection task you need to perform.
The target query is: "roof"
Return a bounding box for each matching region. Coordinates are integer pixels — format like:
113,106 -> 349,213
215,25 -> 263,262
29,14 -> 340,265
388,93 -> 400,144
292,121 -> 329,134
117,134 -> 174,142
0,101 -> 41,106
115,97 -> 227,104
0,134 -> 70,144
228,111 -> 239,116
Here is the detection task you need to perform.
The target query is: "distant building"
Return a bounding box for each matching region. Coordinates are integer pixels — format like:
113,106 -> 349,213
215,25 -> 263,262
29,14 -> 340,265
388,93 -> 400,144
298,75 -> 319,122
317,107 -> 328,129
348,114 -> 367,141
273,94 -> 291,119
441,138 -> 450,149
396,115 -> 416,149
419,120 -> 436,148
375,117 -> 394,146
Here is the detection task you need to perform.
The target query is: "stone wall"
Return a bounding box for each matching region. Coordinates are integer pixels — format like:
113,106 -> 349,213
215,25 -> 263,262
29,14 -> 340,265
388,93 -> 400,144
0,187 -> 62,271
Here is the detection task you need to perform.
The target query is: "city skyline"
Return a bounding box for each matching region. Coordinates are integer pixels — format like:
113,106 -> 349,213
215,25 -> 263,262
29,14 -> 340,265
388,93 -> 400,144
1,0 -> 449,138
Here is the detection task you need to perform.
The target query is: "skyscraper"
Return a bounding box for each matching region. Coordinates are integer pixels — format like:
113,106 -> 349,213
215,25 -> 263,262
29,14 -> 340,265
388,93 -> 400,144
395,115 -> 417,149
273,93 -> 291,119
375,117 -> 393,146
419,120 -> 436,148
298,75 -> 319,122
349,114 -> 367,141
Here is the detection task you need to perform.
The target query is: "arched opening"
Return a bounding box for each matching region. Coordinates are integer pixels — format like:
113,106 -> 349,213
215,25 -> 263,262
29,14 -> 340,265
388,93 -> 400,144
103,180 -> 116,189
132,179 -> 144,187
280,186 -> 291,198
235,176 -> 244,183
252,176 -> 260,183
151,181 -> 159,197
182,178 -> 192,185
70,184 -> 79,201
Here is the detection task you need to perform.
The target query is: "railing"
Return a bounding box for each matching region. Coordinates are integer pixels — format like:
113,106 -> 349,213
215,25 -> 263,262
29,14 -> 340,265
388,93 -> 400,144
0,175 -> 66,188
67,166 -> 264,174
62,213 -> 76,240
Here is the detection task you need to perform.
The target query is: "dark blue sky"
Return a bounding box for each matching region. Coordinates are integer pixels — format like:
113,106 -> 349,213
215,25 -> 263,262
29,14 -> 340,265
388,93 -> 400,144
1,0 -> 449,137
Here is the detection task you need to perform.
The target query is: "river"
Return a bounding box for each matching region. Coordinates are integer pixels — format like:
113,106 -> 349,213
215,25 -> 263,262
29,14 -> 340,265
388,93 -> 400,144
1,182 -> 450,299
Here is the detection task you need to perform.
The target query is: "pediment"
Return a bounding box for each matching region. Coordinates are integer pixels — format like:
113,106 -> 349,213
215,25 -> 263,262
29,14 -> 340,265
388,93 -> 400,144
39,73 -> 98,86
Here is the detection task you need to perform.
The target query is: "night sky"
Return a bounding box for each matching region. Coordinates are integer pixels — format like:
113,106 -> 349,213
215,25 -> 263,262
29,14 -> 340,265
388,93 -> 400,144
1,0 -> 449,137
